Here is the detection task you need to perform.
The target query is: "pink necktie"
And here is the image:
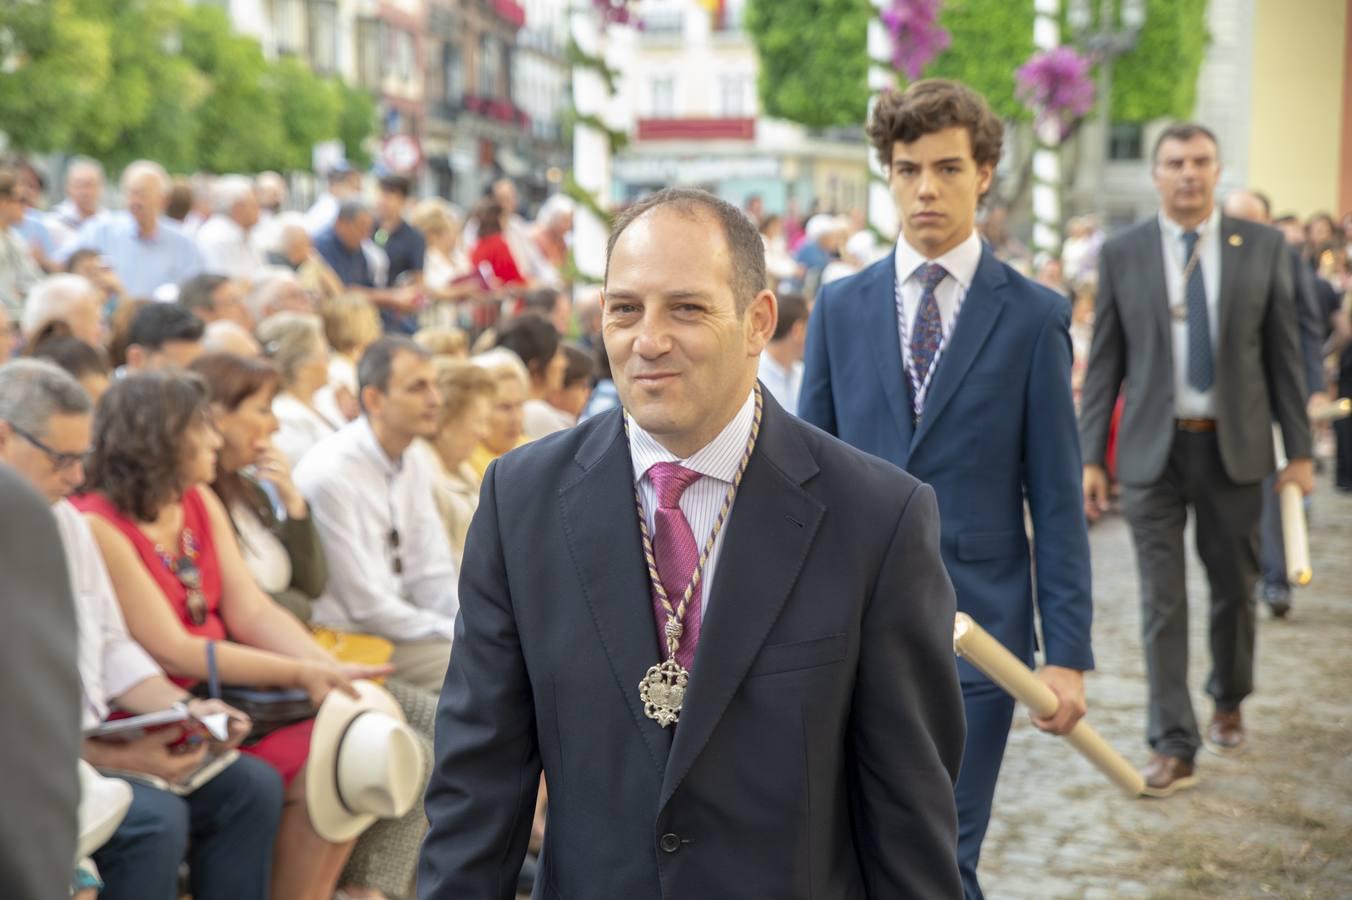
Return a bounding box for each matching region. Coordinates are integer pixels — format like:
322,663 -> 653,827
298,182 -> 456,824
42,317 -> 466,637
647,462 -> 704,670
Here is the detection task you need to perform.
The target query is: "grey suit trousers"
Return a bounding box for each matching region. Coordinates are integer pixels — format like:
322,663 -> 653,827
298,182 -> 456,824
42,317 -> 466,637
1121,430 -> 1261,760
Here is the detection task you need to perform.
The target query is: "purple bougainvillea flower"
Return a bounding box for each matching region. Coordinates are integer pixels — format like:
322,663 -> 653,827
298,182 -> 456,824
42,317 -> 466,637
882,0 -> 952,81
1016,46 -> 1097,139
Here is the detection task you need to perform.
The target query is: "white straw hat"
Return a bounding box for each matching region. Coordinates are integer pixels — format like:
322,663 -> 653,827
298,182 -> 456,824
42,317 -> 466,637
306,680 -> 423,842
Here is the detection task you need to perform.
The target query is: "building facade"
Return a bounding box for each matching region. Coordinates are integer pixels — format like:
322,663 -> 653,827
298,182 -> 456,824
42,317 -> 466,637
610,0 -> 871,218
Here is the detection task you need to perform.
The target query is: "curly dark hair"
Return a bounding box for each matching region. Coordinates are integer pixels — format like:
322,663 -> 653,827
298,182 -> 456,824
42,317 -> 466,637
83,372 -> 214,521
866,79 -> 1003,173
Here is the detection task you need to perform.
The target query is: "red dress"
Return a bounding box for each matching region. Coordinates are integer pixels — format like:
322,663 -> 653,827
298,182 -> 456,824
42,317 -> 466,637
74,487 -> 315,785
470,233 -> 526,286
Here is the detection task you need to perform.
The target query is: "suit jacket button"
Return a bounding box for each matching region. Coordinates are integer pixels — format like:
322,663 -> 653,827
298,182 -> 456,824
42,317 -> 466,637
659,833 -> 681,853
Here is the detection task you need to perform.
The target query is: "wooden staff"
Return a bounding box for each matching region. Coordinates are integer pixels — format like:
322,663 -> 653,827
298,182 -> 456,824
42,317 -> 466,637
953,613 -> 1145,797
1310,397 -> 1351,424
1272,426 -> 1312,586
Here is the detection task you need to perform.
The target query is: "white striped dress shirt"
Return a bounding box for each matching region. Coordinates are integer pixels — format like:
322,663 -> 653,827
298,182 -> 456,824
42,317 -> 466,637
626,389 -> 757,614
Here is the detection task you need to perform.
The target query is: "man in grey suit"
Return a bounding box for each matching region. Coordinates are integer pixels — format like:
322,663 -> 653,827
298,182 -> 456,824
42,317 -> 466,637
1080,123 -> 1314,796
0,463 -> 80,899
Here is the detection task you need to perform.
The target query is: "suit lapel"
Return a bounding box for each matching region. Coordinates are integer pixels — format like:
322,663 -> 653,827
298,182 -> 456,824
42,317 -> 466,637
558,413 -> 673,768
910,246 -> 1007,451
862,259 -> 915,455
658,398 -> 824,811
1140,218 -> 1171,347
1218,214 -> 1242,348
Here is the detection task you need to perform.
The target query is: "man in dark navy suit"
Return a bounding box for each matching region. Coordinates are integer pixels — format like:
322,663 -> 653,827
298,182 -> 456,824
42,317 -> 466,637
799,79 -> 1094,900
420,188 -> 966,899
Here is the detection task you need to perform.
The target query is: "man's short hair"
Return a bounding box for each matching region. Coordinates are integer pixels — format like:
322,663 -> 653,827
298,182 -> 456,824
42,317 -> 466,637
357,336 -> 429,409
0,359 -> 92,438
336,199 -> 370,223
28,335 -> 110,384
212,175 -> 256,214
496,313 -> 560,379
522,288 -> 564,317
177,274 -> 230,317
65,248 -> 102,274
605,187 -> 767,314
20,275 -> 97,340
560,343 -> 595,390
65,156 -> 105,185
1273,213 -> 1299,227
772,293 -> 809,342
378,175 -> 412,198
867,79 -> 1004,172
120,159 -> 170,194
1151,122 -> 1220,165
127,303 -> 205,353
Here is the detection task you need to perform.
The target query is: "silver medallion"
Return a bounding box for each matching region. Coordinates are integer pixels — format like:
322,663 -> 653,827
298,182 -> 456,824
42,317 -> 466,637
639,658 -> 689,728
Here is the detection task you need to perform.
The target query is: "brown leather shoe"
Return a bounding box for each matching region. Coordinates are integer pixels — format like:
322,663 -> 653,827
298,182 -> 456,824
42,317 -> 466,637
1140,753 -> 1198,798
1204,709 -> 1246,756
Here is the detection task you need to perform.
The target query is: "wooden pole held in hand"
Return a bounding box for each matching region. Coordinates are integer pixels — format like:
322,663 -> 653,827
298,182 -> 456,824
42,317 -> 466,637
953,613 -> 1145,797
1272,426 -> 1313,586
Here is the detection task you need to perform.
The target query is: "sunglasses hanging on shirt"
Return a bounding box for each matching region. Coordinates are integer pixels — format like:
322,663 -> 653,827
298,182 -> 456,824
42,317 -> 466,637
388,527 -> 403,576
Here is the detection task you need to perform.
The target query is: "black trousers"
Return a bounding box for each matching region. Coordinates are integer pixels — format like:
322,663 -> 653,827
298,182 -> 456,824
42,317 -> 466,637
1121,430 -> 1262,761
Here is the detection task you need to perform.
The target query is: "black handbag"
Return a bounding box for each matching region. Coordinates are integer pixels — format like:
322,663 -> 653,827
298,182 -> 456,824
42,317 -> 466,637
196,641 -> 316,743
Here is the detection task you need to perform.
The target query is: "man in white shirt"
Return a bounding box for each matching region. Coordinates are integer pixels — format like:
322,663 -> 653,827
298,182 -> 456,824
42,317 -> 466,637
756,291 -> 807,414
296,336 -> 459,691
194,176 -> 264,283
0,359 -> 280,900
45,157 -> 108,253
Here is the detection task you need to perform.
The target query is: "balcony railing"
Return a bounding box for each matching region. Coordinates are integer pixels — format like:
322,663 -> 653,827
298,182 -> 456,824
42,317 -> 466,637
636,117 -> 756,141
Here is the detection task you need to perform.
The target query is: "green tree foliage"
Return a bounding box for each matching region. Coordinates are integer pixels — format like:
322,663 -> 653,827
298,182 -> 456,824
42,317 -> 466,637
744,0 -> 872,129
0,0 -> 112,153
0,0 -> 376,173
70,0 -> 208,171
181,4 -> 288,172
1110,0 -> 1208,122
337,82 -> 377,169
924,0 -> 1034,120
270,56 -> 344,172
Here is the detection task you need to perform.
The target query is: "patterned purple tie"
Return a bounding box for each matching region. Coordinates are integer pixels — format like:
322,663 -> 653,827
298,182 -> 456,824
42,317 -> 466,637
910,262 -> 948,391
647,462 -> 705,670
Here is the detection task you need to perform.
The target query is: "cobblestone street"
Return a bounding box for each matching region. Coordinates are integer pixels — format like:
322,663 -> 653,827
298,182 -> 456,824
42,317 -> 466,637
979,479 -> 1352,899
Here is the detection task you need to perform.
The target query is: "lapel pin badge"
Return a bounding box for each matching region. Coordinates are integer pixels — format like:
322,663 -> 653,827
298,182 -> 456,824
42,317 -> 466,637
1228,234 -> 1243,247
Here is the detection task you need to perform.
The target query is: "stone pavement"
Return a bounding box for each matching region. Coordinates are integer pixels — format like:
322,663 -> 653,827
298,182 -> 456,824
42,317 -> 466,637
977,480 -> 1352,899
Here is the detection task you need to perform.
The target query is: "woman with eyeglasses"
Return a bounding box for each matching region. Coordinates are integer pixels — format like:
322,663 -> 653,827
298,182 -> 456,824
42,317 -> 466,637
74,372 -> 391,900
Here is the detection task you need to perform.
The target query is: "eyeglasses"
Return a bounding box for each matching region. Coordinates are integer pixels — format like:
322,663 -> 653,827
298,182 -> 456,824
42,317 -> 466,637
8,423 -> 89,473
388,527 -> 403,576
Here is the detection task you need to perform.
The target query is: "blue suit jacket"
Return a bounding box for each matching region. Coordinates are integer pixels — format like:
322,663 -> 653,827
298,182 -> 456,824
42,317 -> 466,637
799,247 -> 1094,681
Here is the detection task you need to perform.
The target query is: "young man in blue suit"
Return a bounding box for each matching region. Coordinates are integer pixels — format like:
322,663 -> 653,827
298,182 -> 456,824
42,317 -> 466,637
799,79 -> 1095,900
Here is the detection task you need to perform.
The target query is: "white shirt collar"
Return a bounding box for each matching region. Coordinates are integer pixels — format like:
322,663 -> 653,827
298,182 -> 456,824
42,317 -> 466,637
1158,205 -> 1221,241
626,388 -> 757,486
893,228 -> 983,290
354,416 -> 403,478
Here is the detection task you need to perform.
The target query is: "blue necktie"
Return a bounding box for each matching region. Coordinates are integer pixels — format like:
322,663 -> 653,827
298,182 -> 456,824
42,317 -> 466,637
910,263 -> 947,390
1182,231 -> 1214,391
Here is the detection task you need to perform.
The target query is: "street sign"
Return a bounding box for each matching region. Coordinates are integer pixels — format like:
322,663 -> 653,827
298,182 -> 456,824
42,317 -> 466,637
381,135 -> 423,173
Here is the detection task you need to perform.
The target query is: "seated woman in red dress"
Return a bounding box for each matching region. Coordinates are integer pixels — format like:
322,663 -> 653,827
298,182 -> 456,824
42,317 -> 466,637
75,372 -> 391,900
468,197 -> 530,289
